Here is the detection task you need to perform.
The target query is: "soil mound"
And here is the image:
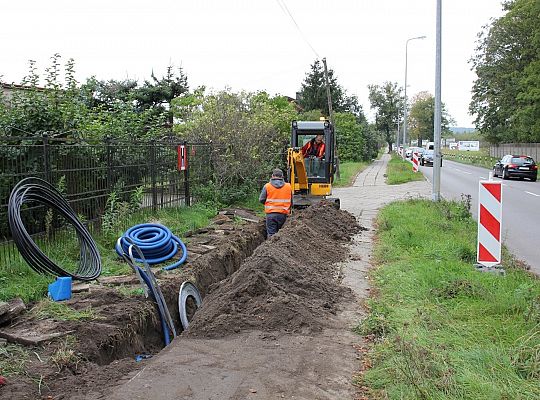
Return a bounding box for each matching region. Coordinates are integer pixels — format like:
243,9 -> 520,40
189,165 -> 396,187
187,202 -> 360,337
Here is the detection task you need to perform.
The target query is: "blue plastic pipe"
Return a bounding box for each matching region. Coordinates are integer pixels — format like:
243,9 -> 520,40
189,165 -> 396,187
115,223 -> 187,270
137,267 -> 171,346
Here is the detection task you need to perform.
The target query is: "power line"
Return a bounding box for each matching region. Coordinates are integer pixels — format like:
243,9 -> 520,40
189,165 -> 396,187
275,0 -> 320,59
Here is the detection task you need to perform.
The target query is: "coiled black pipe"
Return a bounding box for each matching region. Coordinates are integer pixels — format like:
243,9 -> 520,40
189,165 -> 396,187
8,177 -> 101,281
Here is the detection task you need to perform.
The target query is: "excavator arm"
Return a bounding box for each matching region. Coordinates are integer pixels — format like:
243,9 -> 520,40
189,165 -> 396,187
287,148 -> 309,193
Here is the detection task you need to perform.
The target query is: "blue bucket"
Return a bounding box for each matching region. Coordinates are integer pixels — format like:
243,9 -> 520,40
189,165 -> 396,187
48,277 -> 72,301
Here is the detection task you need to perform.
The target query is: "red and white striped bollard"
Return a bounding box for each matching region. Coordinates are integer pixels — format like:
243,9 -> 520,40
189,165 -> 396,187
477,179 -> 502,267
412,152 -> 419,173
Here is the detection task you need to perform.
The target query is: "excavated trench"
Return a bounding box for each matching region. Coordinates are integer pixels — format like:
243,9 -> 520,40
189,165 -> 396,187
63,218 -> 268,366
1,203 -> 360,400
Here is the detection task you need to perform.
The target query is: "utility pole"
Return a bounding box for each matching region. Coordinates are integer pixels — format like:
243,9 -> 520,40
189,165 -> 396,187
322,58 -> 339,179
397,117 -> 401,151
403,36 -> 426,151
433,0 -> 442,201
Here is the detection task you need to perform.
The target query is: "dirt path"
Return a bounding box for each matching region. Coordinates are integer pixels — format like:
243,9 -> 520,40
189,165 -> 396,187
102,154 -> 431,400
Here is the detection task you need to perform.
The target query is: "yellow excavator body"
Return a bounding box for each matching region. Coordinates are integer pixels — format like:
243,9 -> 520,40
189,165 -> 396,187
287,120 -> 339,208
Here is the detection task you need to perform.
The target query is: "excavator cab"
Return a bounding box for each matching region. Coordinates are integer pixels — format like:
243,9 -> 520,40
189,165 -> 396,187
287,120 -> 339,208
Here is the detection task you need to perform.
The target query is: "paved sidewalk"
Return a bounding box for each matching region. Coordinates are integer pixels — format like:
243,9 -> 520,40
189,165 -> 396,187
335,153 -> 431,229
334,154 -> 431,316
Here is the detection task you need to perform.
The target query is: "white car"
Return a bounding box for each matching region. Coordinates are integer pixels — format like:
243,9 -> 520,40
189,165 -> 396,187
406,147 -> 422,159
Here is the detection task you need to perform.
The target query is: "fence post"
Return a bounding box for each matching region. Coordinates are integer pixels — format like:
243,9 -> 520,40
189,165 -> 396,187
184,141 -> 191,207
150,140 -> 157,212
42,133 -> 52,183
105,136 -> 113,193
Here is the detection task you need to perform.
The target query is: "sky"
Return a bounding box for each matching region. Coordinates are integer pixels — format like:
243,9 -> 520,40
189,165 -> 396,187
1,0 -> 505,127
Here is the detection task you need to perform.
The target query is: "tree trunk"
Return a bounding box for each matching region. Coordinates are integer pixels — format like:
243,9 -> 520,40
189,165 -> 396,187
386,128 -> 392,153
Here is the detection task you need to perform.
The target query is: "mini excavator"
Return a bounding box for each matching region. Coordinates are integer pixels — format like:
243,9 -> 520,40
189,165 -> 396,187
287,120 -> 340,209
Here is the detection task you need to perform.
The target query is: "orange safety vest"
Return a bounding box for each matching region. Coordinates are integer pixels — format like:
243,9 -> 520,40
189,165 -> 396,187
302,140 -> 325,158
264,182 -> 292,215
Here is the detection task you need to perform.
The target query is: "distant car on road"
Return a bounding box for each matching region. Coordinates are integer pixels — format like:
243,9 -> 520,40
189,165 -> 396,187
406,147 -> 422,159
420,149 -> 443,167
493,155 -> 537,181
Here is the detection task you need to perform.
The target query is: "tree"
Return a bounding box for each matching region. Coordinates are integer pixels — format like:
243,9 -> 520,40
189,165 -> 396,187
175,89 -> 298,204
134,66 -> 189,128
408,91 -> 453,145
368,82 -> 403,152
81,78 -> 138,109
298,60 -> 364,119
469,0 -> 540,143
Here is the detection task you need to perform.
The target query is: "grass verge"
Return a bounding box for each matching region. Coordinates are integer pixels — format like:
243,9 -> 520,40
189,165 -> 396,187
0,203 -> 217,303
386,154 -> 425,185
442,149 -> 498,170
334,161 -> 369,187
359,199 -> 540,399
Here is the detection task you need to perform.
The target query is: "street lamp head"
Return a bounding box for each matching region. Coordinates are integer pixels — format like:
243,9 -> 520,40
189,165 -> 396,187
408,35 -> 427,43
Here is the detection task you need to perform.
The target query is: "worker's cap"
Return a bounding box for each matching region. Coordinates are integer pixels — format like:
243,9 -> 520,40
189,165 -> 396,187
272,168 -> 284,178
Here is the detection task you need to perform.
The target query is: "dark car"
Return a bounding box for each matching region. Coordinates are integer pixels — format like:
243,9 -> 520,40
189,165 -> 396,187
493,155 -> 537,181
420,149 -> 442,167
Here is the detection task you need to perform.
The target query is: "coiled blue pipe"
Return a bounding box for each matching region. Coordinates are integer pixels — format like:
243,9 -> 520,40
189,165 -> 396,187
115,223 -> 187,271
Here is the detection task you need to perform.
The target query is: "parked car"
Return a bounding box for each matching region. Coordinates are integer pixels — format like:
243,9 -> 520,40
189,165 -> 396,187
406,147 -> 422,159
420,149 -> 443,167
493,155 -> 537,181
405,147 -> 413,158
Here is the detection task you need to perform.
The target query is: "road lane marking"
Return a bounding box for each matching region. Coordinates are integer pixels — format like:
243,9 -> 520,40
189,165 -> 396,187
452,167 -> 473,175
525,191 -> 540,197
480,176 -> 487,179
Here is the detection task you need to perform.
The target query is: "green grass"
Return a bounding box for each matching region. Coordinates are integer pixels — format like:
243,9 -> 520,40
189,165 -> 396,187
0,344 -> 29,376
231,191 -> 264,215
31,299 -> 99,321
360,199 -> 540,399
0,203 -> 217,303
442,149 -> 499,170
334,161 -> 369,187
386,154 -> 425,185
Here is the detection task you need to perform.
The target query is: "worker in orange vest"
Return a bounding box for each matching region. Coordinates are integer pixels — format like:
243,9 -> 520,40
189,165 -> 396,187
301,134 -> 325,158
259,168 -> 293,237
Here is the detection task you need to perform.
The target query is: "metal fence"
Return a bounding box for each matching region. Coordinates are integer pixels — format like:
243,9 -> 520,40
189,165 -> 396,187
0,135 -> 214,266
490,143 -> 540,160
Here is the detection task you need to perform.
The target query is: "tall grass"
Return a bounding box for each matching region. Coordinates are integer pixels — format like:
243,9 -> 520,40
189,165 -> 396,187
386,154 -> 425,185
360,199 -> 540,399
442,149 -> 498,170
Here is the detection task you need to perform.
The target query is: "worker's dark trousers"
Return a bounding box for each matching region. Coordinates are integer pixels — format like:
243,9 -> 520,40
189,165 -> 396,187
266,213 -> 287,237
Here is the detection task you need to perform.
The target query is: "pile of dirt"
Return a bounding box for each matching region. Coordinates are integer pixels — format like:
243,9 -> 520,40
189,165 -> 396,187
187,202 -> 360,337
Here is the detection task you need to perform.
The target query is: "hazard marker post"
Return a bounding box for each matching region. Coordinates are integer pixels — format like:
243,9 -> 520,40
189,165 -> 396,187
412,152 -> 419,173
476,177 -> 503,272
177,144 -> 188,171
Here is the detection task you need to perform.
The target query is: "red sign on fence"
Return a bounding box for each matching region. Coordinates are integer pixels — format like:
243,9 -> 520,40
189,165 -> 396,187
177,145 -> 188,171
477,180 -> 502,267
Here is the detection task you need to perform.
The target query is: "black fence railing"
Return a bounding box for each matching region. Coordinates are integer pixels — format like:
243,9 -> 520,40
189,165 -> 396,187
0,135 -> 214,266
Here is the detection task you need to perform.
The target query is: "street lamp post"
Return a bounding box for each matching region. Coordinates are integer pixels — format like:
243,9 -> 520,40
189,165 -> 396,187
403,35 -> 426,149
433,0 -> 442,201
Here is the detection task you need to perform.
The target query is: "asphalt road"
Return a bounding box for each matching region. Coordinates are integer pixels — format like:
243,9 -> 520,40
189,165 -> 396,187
420,159 -> 540,275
